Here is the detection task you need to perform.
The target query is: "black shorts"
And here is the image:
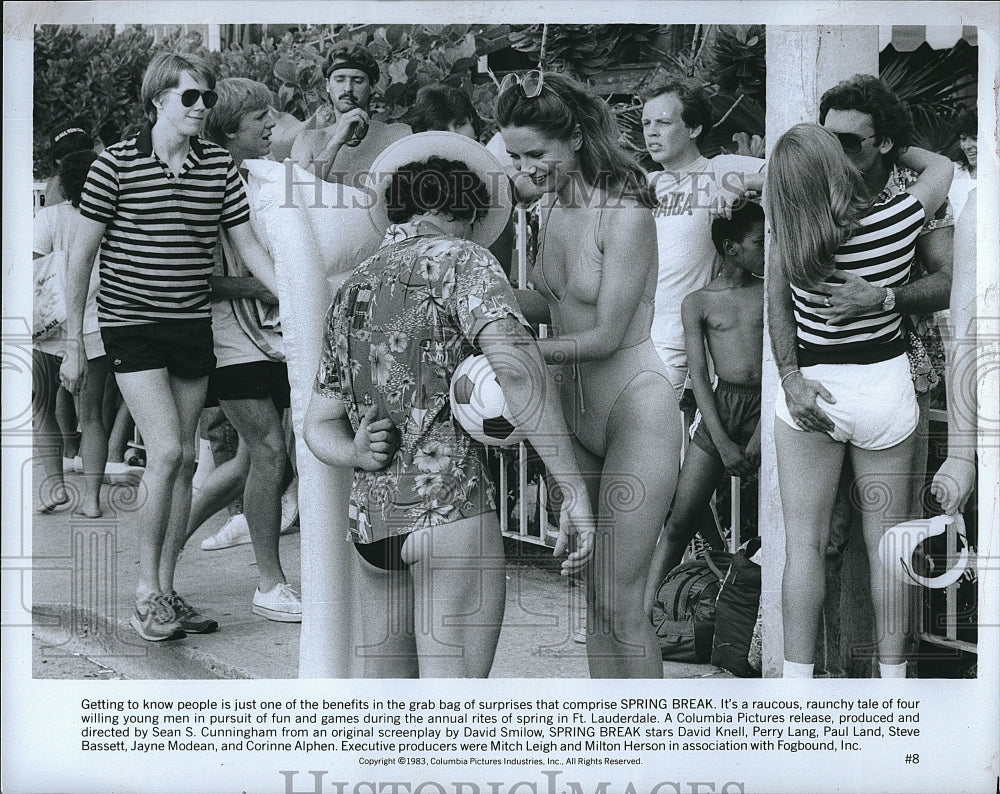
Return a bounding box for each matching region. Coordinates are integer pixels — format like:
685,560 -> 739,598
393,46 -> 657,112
101,320 -> 215,379
208,361 -> 291,410
354,533 -> 412,571
690,379 -> 761,461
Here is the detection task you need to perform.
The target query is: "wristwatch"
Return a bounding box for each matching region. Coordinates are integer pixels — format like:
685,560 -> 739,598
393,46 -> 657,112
881,287 -> 896,312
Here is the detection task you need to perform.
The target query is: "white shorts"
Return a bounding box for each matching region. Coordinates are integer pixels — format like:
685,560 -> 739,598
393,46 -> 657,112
775,354 -> 918,450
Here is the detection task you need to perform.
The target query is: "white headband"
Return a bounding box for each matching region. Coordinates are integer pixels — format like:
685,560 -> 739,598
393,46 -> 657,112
54,127 -> 86,143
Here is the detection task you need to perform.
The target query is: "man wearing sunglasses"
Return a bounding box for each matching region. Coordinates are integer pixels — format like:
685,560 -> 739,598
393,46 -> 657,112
291,43 -> 410,185
817,75 -> 952,462
60,52 -> 279,643
816,75 -> 953,328
771,73 -> 954,676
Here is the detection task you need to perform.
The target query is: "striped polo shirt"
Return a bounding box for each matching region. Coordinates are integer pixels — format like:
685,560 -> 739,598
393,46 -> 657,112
79,124 -> 250,327
792,192 -> 925,366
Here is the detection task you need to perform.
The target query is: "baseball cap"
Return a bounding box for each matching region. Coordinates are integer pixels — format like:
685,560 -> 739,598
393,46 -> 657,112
49,121 -> 94,161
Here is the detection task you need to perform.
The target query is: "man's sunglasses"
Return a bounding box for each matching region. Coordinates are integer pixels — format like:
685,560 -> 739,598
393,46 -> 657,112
835,132 -> 877,155
498,69 -> 545,99
167,89 -> 219,109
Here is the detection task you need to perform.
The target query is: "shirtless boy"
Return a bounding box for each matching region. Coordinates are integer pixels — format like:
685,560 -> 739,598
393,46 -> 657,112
644,202 -> 765,610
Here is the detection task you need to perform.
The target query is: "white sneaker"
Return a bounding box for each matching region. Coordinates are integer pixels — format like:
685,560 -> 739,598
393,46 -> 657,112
200,513 -> 251,551
280,477 -> 299,534
252,583 -> 302,622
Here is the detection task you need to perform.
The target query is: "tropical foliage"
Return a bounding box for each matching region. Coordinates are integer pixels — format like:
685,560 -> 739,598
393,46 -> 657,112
614,25 -> 768,164
267,24 -> 512,124
34,25 -> 155,177
507,24 -> 662,79
880,39 -> 978,161
34,23 -> 978,177
33,23 -> 512,175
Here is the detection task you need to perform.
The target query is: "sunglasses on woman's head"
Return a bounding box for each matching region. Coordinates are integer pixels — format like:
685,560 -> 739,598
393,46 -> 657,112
499,70 -> 545,99
167,89 -> 219,109
835,132 -> 877,155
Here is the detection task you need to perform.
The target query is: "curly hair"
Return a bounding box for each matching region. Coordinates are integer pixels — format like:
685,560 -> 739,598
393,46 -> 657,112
957,107 -> 978,138
385,157 -> 491,226
495,71 -> 650,205
710,201 -> 764,257
59,150 -> 98,209
764,124 -> 872,289
643,78 -> 714,146
819,74 -> 913,167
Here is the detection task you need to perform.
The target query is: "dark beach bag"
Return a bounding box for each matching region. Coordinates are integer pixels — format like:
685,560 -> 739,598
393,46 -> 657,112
711,537 -> 763,677
650,551 -> 732,664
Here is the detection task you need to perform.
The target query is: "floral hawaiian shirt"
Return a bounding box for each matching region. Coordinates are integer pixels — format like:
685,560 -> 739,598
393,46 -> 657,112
877,165 -> 953,400
314,223 -> 528,544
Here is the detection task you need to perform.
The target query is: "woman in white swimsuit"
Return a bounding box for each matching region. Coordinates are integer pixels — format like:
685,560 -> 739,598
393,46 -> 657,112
497,71 -> 681,678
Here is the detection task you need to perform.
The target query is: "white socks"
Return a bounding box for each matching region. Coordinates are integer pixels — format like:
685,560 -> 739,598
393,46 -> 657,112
879,661 -> 907,678
782,660 -> 815,678
781,660 -> 905,677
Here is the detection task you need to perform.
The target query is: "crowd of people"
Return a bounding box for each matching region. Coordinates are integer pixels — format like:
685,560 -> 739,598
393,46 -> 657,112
34,36 -> 979,678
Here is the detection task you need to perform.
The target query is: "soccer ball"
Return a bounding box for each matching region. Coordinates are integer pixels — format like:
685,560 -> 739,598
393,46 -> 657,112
450,354 -> 526,447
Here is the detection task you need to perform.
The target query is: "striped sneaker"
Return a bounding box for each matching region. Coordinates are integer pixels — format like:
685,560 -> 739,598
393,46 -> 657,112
130,592 -> 185,642
166,592 -> 219,634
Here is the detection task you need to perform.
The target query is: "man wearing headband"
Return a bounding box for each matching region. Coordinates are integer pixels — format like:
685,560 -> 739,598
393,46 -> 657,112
291,42 -> 410,184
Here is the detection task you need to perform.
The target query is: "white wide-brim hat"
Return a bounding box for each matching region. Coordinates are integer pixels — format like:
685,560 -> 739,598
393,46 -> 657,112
365,131 -> 512,248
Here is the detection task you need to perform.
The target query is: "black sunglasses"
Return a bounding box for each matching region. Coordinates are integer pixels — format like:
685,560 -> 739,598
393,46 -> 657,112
167,89 -> 219,109
835,132 -> 877,155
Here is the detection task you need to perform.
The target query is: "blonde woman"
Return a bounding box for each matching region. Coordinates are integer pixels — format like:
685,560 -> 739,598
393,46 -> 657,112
766,123 -> 952,678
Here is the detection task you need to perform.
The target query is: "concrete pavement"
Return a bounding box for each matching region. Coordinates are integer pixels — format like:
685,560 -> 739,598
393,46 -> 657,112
30,463 -> 731,680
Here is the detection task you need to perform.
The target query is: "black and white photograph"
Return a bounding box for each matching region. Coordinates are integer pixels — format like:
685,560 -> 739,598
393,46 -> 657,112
3,2 -> 998,793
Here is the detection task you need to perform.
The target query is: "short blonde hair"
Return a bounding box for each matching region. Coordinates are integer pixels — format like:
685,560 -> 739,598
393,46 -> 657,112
140,52 -> 216,124
764,123 -> 871,289
204,78 -> 273,146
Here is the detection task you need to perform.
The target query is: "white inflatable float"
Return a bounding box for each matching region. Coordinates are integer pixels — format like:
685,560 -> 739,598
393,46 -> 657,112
243,159 -> 381,677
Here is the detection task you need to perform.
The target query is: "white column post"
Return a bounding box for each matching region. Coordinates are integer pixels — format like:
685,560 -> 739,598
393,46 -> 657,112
762,25 -> 879,677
